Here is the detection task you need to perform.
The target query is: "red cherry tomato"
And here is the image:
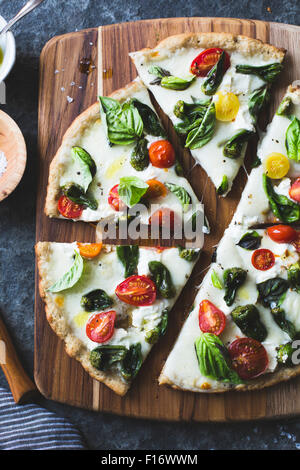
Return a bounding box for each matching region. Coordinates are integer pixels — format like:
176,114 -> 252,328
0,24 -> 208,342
190,47 -> 231,77
198,300 -> 226,336
292,233 -> 300,252
149,208 -> 178,231
228,337 -> 268,380
57,195 -> 83,219
251,248 -> 275,271
267,225 -> 297,244
115,275 -> 156,306
289,178 -> 300,203
149,140 -> 175,168
108,184 -> 126,211
86,310 -> 116,343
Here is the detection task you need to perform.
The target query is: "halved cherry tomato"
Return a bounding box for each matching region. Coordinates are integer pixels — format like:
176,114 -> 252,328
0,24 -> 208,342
86,310 -> 116,343
149,208 -> 178,231
264,153 -> 290,179
228,337 -> 268,380
115,275 -> 156,306
190,48 -> 230,77
145,179 -> 167,199
149,140 -> 175,168
289,178 -> 300,203
252,248 -> 275,271
215,91 -> 240,122
77,243 -> 103,259
267,225 -> 297,244
57,195 -> 83,219
198,300 -> 226,336
292,233 -> 300,252
108,184 -> 126,211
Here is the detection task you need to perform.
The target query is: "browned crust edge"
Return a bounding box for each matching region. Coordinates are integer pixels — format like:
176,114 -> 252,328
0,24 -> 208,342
35,241 -> 130,396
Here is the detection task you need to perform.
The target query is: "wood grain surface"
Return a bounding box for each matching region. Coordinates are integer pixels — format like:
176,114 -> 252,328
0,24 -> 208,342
36,18 -> 300,421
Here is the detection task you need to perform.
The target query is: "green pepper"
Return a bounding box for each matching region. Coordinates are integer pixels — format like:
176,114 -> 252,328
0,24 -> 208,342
223,267 -> 247,306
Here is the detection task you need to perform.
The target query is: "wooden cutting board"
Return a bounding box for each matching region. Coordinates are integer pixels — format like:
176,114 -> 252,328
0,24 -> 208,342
35,17 -> 300,421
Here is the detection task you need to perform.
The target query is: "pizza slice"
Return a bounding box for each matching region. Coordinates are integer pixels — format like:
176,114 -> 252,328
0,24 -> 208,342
130,32 -> 285,195
36,241 -> 200,395
45,79 -> 203,230
159,85 -> 300,392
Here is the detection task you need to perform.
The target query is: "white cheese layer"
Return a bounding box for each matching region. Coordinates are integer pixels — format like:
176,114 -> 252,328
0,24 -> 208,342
130,47 -> 281,193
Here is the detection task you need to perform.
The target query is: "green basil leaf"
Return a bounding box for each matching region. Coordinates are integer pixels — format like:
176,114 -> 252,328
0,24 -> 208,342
160,75 -> 195,90
262,174 -> 300,223
48,250 -> 83,293
248,85 -> 270,124
131,98 -> 165,137
201,51 -> 226,96
121,343 -> 143,381
71,147 -> 94,192
276,342 -> 295,366
185,102 -> 216,149
236,63 -> 283,83
80,289 -> 114,312
148,65 -> 171,80
217,175 -> 229,196
72,146 -> 96,177
287,262 -> 300,293
99,96 -> 121,114
90,345 -> 127,371
223,268 -> 247,306
271,307 -> 297,340
277,96 -> 293,117
237,231 -> 262,250
118,176 -> 149,208
116,245 -> 139,278
211,270 -> 223,289
285,116 -> 300,161
195,333 -> 244,384
148,261 -> 176,299
231,305 -> 267,342
223,130 -> 254,159
257,277 -> 290,308
62,183 -> 98,210
165,182 -> 192,212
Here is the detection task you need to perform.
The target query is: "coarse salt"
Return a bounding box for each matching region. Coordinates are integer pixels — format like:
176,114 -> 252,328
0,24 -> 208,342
0,150 -> 7,178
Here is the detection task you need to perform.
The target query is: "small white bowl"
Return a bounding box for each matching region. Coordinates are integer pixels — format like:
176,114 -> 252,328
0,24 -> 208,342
0,15 -> 16,83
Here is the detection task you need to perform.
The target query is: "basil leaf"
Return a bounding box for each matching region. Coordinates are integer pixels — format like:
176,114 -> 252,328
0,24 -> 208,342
130,138 -> 149,171
223,268 -> 247,306
148,65 -> 171,80
201,51 -> 226,96
90,345 -> 127,371
217,175 -> 228,196
121,343 -> 143,381
131,98 -> 165,137
116,245 -> 139,278
277,96 -> 293,117
165,183 -> 192,212
287,262 -> 300,293
271,307 -> 296,340
62,183 -> 98,210
160,75 -> 195,90
185,102 -> 216,149
100,98 -> 143,146
277,342 -> 295,366
99,96 -> 121,114
48,250 -> 83,293
262,174 -> 300,223
80,289 -> 114,312
195,333 -> 244,384
236,63 -> 283,83
118,176 -> 149,208
148,261 -> 176,299
71,147 -> 94,192
211,270 -> 223,289
178,246 -> 199,262
231,305 -> 267,342
285,116 -> 300,161
248,85 -> 270,124
145,308 -> 169,345
173,97 -> 211,121
72,146 -> 96,177
237,231 -> 262,250
257,277 -> 290,308
223,130 -> 254,159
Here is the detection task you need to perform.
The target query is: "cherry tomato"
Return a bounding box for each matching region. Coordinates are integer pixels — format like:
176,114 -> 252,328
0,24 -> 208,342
252,248 -> 275,271
267,225 -> 297,244
108,184 -> 126,211
190,47 -> 230,77
115,275 -> 156,306
228,338 -> 268,380
264,153 -> 290,179
77,243 -> 103,259
149,208 -> 178,231
86,310 -> 116,343
198,300 -> 226,335
289,178 -> 300,203
57,195 -> 83,219
149,140 -> 175,168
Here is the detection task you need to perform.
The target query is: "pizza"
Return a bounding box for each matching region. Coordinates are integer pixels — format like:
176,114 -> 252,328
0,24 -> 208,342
130,32 -> 285,195
159,85 -> 300,392
36,242 -> 199,395
45,79 -> 202,227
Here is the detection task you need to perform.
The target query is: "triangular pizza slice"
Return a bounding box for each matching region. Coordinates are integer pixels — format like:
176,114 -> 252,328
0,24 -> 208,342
130,33 -> 285,195
159,85 -> 300,392
36,241 -> 199,395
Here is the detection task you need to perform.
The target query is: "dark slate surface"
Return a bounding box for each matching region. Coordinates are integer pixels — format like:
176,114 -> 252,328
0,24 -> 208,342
0,0 -> 300,450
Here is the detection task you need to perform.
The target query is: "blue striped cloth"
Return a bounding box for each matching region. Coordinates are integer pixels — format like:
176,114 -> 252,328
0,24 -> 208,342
0,387 -> 86,450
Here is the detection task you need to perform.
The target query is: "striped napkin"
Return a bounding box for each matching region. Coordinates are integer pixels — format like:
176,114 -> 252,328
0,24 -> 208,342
0,387 -> 86,450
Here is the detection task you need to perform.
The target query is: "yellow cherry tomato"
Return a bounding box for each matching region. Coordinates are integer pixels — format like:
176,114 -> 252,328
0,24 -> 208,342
215,91 -> 240,122
264,152 -> 290,179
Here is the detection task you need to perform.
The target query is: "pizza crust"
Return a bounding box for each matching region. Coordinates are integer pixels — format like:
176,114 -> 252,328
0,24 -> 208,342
44,79 -> 147,218
35,241 -> 130,396
129,32 -> 286,63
